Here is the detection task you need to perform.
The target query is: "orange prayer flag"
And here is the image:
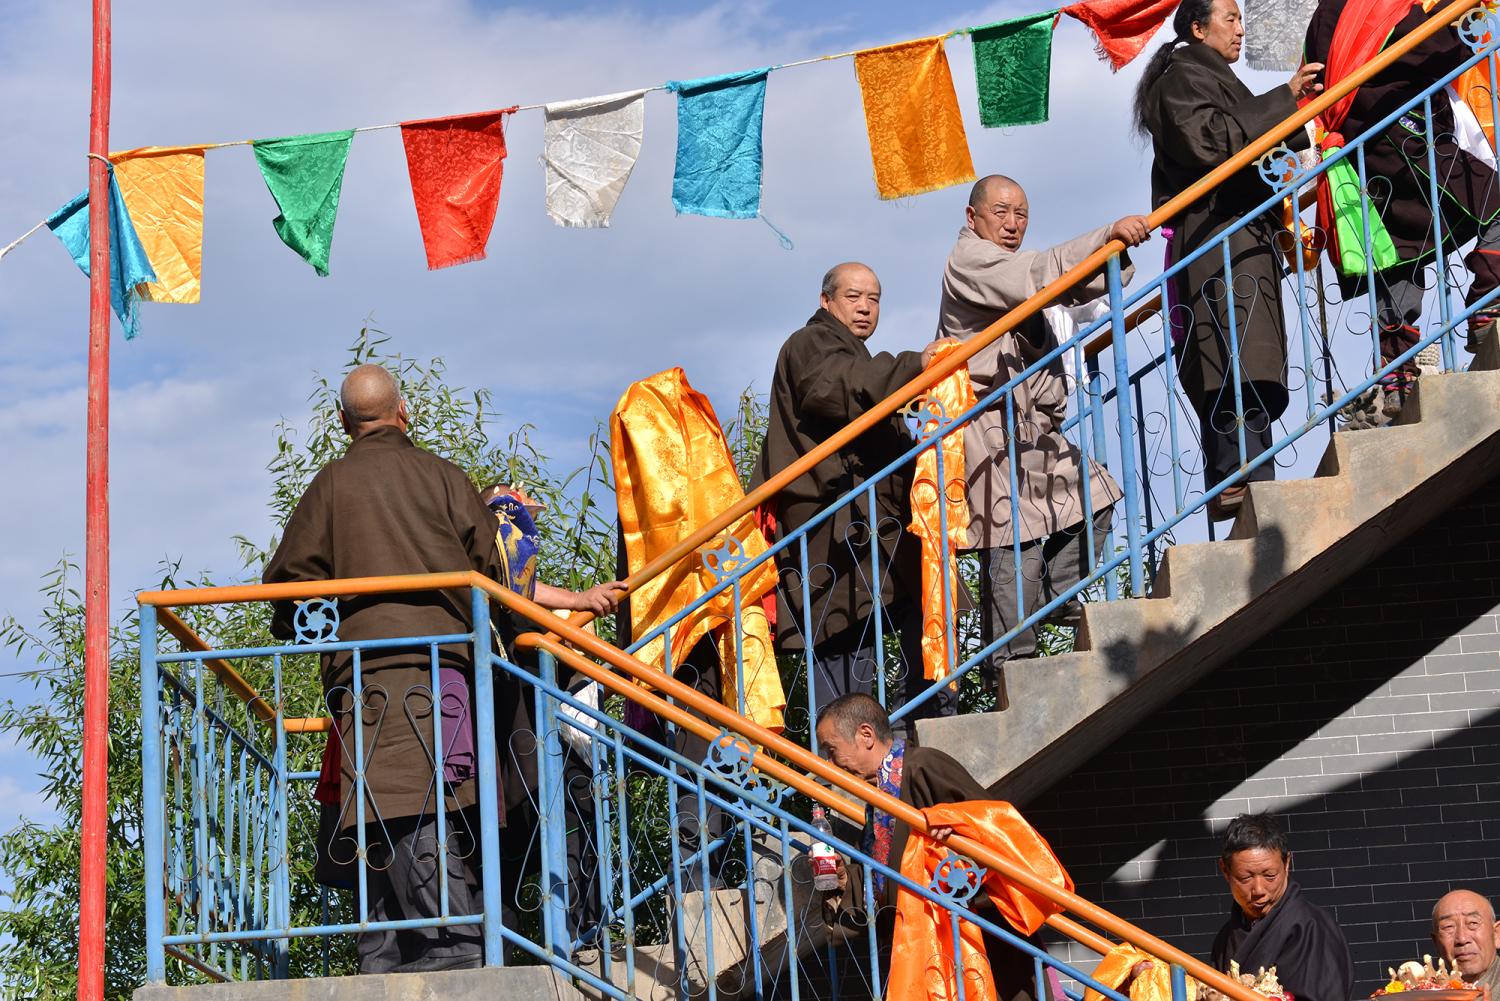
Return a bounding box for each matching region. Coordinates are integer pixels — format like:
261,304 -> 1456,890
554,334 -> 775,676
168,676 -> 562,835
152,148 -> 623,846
108,146 -> 206,304
854,37 -> 976,199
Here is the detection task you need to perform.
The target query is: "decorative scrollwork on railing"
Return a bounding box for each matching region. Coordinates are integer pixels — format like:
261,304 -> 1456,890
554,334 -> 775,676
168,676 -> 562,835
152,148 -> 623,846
929,850 -> 988,907
1256,144 -> 1305,193
701,535 -> 752,583
702,728 -> 772,800
1458,7 -> 1497,52
900,395 -> 960,443
293,598 -> 340,644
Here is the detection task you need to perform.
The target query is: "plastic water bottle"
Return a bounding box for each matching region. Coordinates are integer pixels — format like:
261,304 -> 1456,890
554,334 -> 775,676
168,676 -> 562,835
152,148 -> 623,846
810,806 -> 840,891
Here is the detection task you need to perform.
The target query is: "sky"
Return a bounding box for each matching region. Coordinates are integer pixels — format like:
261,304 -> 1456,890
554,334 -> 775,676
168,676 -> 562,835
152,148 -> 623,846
0,0 -> 1308,838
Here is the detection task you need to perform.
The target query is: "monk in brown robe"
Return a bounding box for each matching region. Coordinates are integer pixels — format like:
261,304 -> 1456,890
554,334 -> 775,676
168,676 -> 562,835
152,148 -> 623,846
938,174 -> 1147,704
815,693 -> 1040,1001
754,263 -> 954,725
264,363 -> 503,974
1135,0 -> 1322,518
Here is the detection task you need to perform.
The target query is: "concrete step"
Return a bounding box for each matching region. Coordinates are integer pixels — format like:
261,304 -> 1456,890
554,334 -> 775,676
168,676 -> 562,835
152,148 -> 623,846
920,352 -> 1500,805
135,967 -> 583,1001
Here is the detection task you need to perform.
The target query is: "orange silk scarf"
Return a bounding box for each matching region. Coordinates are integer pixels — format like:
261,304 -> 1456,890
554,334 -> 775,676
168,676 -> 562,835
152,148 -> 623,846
909,343 -> 977,682
1083,942 -> 1198,1001
888,801 -> 1074,1001
854,37 -> 977,199
611,368 -> 786,731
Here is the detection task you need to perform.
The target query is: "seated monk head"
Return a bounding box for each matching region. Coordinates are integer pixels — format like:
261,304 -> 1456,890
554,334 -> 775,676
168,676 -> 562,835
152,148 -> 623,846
1432,890 -> 1500,979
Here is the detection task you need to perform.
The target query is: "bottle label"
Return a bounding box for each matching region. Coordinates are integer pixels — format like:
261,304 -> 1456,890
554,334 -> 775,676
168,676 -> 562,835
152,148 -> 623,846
810,841 -> 838,877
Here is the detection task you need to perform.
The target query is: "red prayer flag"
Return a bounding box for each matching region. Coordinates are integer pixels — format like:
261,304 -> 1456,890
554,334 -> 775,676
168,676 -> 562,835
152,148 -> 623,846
1062,0 -> 1179,70
400,109 -> 514,270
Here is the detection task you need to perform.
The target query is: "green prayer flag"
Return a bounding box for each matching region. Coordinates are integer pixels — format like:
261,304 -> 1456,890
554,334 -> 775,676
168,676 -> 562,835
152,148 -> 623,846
971,12 -> 1057,129
1325,153 -> 1399,276
252,130 -> 355,276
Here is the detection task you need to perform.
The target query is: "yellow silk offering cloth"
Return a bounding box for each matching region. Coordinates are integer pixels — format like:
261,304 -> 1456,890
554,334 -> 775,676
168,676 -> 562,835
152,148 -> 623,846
910,342 -> 977,682
891,801 -> 1073,1001
611,368 -> 786,731
1084,942 -> 1199,1001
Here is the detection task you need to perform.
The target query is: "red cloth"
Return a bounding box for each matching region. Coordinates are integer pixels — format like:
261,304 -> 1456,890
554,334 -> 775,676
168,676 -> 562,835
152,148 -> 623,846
315,734 -> 341,806
1308,0 -> 1423,263
400,109 -> 514,269
1062,0 -> 1179,70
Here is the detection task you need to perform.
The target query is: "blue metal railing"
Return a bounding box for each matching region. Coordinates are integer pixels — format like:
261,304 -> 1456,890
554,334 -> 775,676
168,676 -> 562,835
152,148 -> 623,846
622,8 -> 1500,731
137,582 -> 1205,1001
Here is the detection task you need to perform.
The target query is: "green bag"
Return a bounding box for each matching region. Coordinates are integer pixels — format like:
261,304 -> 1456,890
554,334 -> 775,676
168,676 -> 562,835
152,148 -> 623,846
1324,150 -> 1400,277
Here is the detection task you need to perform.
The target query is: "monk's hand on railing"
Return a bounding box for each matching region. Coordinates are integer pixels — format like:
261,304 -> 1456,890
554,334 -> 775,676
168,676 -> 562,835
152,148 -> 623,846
1109,215 -> 1152,248
929,824 -> 955,842
572,581 -> 628,615
1291,62 -> 1325,99
921,336 -> 961,368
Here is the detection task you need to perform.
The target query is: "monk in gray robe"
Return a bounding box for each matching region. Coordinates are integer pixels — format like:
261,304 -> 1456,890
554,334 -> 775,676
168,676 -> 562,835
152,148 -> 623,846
264,364 -> 503,974
938,174 -> 1148,705
1431,889 -> 1500,998
754,263 -> 955,723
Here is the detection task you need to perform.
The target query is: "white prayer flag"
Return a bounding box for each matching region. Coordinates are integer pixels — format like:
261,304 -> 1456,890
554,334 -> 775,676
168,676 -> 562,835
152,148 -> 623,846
1243,0 -> 1319,71
543,90 -> 647,228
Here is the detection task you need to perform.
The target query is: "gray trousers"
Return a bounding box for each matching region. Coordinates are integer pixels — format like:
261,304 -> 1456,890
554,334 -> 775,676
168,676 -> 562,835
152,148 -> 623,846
978,507 -> 1114,702
358,811 -> 484,974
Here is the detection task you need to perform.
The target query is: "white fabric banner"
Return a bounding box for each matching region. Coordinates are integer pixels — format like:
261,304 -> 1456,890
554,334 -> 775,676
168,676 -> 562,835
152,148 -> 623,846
543,89 -> 648,228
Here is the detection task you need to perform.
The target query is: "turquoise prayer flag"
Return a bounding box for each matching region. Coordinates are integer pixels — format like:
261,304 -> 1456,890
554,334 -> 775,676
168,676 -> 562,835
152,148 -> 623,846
666,69 -> 771,219
46,166 -> 158,340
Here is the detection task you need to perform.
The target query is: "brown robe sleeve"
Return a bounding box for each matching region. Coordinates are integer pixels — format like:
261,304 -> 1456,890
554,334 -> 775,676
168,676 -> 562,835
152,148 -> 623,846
263,467 -> 334,640
789,328 -> 924,425
1154,61 -> 1303,173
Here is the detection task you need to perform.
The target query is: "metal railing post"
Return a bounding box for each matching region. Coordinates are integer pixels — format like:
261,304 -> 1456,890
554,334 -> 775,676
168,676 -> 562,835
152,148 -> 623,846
537,647 -> 571,957
1107,255 -> 1146,596
470,586 -> 505,967
139,605 -> 167,984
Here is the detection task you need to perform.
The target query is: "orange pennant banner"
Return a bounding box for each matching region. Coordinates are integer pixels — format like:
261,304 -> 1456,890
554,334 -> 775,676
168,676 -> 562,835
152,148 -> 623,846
854,37 -> 977,199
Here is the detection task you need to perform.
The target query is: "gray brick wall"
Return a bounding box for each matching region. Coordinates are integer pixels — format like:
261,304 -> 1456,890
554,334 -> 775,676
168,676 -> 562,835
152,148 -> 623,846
1028,478 -> 1500,994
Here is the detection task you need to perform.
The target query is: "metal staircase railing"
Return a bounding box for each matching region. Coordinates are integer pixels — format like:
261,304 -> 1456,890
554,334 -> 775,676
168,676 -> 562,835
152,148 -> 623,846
135,572 -> 1263,1001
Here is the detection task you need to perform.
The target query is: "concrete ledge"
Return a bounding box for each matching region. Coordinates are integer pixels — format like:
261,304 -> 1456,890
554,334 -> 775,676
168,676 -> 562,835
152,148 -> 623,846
135,966 -> 583,1001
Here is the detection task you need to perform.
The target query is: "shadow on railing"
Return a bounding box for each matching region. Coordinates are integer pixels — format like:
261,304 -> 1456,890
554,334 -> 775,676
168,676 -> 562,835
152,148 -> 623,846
135,572 -> 1262,1001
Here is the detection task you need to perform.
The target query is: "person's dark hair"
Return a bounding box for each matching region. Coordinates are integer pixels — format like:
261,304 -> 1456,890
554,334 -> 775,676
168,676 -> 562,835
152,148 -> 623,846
815,693 -> 894,741
1219,812 -> 1290,863
1131,0 -> 1217,140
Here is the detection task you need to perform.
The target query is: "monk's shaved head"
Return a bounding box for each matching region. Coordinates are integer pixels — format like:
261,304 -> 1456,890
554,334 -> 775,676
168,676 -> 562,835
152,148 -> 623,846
969,174 -> 1025,209
339,364 -> 403,426
1432,889 -> 1500,978
820,261 -> 879,299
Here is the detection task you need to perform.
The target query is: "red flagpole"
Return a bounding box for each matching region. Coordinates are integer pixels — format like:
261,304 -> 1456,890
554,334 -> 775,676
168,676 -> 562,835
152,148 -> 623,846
78,1 -> 112,998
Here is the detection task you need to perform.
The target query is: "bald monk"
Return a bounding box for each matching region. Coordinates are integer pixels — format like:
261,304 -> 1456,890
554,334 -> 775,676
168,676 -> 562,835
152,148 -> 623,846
264,363 -> 504,974
755,263 -> 956,724
1432,890 -> 1500,997
938,174 -> 1148,705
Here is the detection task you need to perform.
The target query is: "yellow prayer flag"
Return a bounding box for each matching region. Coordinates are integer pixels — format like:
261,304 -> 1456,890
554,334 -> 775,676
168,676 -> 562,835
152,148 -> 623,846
109,146 -> 206,304
854,37 -> 976,199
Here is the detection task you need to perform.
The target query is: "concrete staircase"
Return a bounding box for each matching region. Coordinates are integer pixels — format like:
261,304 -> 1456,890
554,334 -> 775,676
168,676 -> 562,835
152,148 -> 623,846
918,340 -> 1500,805
575,838 -> 833,1000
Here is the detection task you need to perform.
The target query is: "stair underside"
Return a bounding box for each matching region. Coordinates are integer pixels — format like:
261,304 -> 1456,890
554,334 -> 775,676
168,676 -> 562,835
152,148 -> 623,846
919,340 -> 1500,805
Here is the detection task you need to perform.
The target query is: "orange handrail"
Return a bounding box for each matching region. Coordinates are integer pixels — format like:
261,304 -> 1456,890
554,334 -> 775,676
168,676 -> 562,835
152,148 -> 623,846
138,572 -> 1256,1001
564,0 -> 1479,630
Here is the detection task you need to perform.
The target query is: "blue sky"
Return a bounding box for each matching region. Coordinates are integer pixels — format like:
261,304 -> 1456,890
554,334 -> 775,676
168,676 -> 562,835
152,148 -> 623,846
0,0 -> 1305,835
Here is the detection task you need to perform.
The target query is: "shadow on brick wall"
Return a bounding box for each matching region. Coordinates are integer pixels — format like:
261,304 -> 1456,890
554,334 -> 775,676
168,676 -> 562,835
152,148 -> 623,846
1028,483 -> 1500,993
